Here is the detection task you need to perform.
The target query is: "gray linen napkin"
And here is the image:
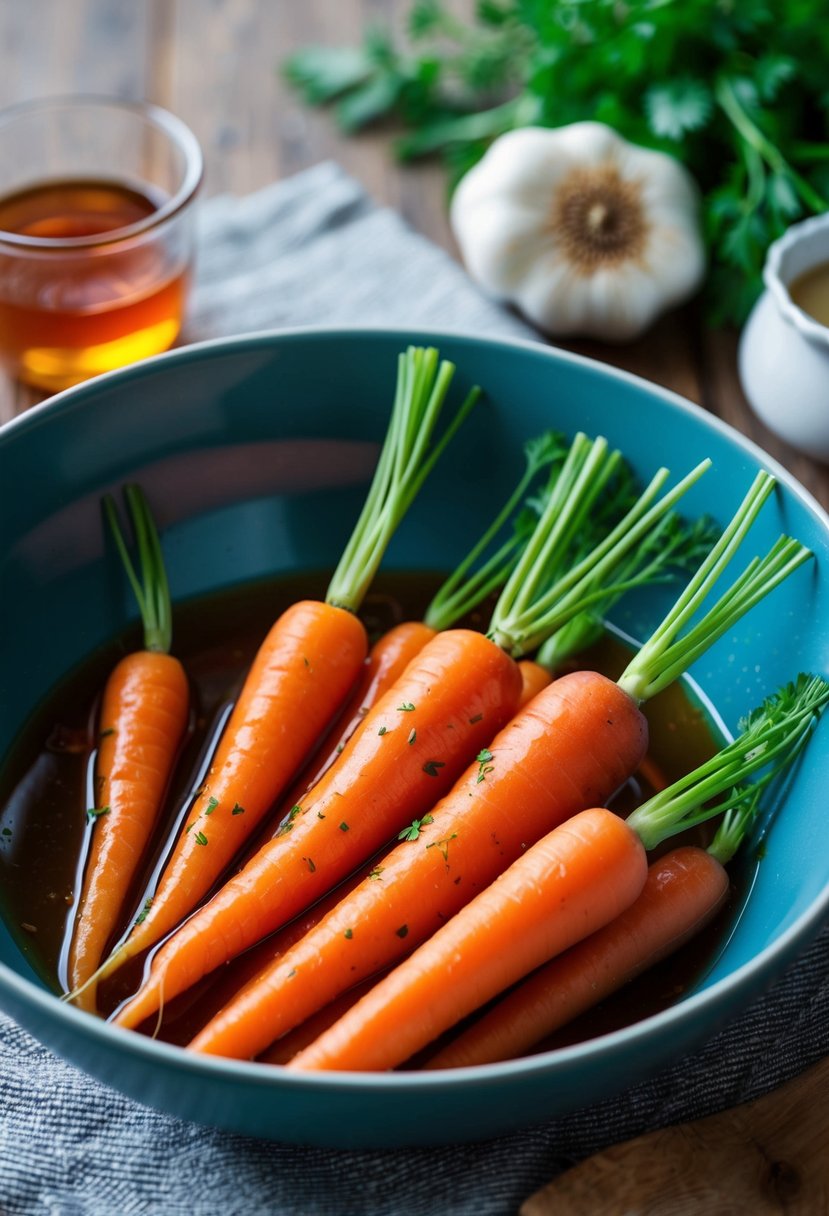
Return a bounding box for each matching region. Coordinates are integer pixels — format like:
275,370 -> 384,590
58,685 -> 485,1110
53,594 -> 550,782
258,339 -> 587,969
2,161 -> 828,1216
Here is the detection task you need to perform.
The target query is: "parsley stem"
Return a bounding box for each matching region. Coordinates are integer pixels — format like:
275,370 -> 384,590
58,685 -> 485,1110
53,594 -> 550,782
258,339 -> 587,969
716,77 -> 829,215
103,486 -> 173,654
325,347 -> 480,614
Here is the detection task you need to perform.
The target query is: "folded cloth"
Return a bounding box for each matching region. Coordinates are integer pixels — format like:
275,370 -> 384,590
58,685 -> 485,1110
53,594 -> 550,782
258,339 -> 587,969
182,160 -> 531,343
2,162 -> 828,1216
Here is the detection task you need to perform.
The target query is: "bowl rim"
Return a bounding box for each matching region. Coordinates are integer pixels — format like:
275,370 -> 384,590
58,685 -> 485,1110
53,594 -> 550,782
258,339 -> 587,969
2,322 -> 828,1091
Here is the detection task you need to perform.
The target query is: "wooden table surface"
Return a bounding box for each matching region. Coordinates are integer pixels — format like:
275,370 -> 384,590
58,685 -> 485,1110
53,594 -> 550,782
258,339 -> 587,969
1,0 -> 826,1207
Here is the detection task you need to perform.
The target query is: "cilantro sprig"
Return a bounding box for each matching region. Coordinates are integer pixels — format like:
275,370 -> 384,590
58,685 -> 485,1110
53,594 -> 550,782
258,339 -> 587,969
285,0 -> 829,323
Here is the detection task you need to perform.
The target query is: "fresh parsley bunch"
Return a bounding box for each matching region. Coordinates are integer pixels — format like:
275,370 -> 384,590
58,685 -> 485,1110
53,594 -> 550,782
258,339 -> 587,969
285,0 -> 829,324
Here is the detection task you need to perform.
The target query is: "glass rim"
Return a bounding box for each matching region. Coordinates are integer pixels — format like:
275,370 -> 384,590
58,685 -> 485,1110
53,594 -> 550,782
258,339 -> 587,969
0,95 -> 203,251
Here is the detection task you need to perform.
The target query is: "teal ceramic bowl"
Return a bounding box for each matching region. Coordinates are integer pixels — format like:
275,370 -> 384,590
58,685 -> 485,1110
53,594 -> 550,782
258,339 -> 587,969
1,328 -> 828,1148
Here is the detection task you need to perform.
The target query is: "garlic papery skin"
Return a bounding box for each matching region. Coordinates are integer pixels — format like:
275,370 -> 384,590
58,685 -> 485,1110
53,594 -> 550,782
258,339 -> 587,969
450,123 -> 706,342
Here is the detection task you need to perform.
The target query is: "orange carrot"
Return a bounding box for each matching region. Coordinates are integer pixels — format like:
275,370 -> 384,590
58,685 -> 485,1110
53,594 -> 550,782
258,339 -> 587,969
271,620 -> 437,827
67,488 -> 189,1012
288,672 -> 828,1072
186,474 -> 812,1062
424,846 -> 729,1068
258,976 -> 383,1066
119,439 -> 712,1032
517,659 -> 553,707
114,627 -> 524,1030
96,599 -> 366,973
261,430 -> 566,840
72,347 -> 479,998
288,808 -> 649,1072
184,671 -> 647,1058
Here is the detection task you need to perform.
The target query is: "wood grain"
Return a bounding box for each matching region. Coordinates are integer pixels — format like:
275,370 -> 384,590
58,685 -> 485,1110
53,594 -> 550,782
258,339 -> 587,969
521,1053 -> 829,1215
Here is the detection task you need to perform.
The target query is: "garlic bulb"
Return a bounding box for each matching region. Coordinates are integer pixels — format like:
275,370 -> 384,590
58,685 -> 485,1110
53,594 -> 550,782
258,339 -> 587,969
450,123 -> 706,342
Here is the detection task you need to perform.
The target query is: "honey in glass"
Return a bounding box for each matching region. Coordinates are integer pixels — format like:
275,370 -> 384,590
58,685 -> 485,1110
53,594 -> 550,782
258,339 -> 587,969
0,178 -> 191,390
0,97 -> 202,392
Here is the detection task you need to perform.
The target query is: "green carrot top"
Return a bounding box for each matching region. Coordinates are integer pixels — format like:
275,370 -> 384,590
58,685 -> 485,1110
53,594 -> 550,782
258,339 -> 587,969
104,485 -> 174,655
422,430 -> 567,633
627,673 -> 829,853
326,346 -> 480,614
617,472 -> 812,705
485,432 -> 712,659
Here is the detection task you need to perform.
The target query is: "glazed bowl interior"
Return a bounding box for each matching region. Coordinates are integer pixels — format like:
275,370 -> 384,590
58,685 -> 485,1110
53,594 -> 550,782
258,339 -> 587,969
1,327 -> 828,1148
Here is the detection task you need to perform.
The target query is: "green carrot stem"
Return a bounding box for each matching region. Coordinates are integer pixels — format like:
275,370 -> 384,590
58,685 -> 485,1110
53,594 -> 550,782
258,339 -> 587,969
618,472 -> 812,704
627,674 -> 829,853
325,346 -> 480,613
423,431 -> 565,631
535,513 -> 720,670
488,455 -> 711,659
103,486 -> 173,654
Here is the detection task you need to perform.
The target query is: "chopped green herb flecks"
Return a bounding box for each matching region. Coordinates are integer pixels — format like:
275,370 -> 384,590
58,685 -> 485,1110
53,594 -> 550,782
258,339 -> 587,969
339,821 -> 350,832
135,898 -> 153,925
87,806 -> 110,819
277,805 -> 302,836
408,728 -> 417,746
469,713 -> 483,724
336,742 -> 345,755
194,831 -> 208,846
99,727 -> 115,739
396,924 -> 409,938
369,867 -> 384,880
398,702 -> 416,712
344,928 -> 353,940
205,797 -> 219,815
305,857 -> 316,873
288,969 -> 297,979
398,814 -> 434,842
476,748 -> 495,783
1,828 -> 11,837
232,803 -> 245,816
423,760 -> 445,778
427,833 -> 458,863
317,810 -> 326,820
378,725 -> 388,736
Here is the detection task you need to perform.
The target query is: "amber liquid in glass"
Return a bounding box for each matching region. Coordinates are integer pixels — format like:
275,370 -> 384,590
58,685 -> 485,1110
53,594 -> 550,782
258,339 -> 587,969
0,178 -> 190,390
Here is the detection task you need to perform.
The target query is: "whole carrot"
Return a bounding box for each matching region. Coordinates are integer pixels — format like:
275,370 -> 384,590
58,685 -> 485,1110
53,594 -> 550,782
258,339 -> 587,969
66,487 -> 189,1012
426,846 -> 729,1068
289,675 -> 829,1072
116,439 -> 712,1033
70,346 -> 479,1002
186,472 -> 811,1062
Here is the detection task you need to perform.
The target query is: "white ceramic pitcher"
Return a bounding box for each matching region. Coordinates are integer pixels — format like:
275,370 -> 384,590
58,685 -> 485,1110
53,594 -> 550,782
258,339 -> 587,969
739,213 -> 829,462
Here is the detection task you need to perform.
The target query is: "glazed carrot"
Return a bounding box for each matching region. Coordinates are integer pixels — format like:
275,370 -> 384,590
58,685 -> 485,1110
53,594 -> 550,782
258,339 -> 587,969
289,675 -> 829,1072
517,659 -> 553,706
185,669 -> 648,1059
186,472 -> 811,1062
265,431 -> 566,835
425,846 -> 729,1068
115,628 -> 524,1030
258,976 -> 383,1066
279,621 -> 438,807
290,808 -> 649,1071
71,347 -> 479,1000
66,488 -> 189,1013
116,439 -> 711,1032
